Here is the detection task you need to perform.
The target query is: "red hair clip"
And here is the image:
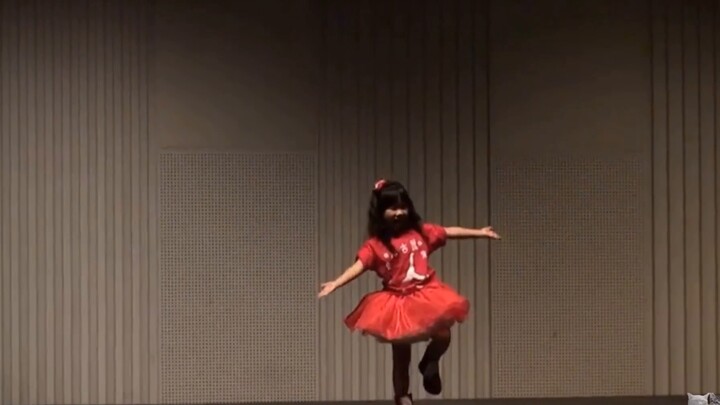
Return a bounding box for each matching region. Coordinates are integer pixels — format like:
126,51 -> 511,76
374,179 -> 387,190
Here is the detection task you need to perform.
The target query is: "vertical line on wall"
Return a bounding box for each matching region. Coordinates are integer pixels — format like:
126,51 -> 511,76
19,1 -> 30,401
354,3 -> 364,397
329,2 -> 338,398
42,1 -> 51,401
137,3 -> 144,399
28,2 -> 39,402
124,0 -> 134,396
123,2 -> 134,398
87,0 -> 98,400
714,0 -> 720,391
50,0 -> 60,399
341,2 -> 352,395
422,0 -> 427,228
33,2 -> 44,399
373,1 -> 379,181
97,0 -> 109,400
53,1 -> 63,399
67,0 -> 75,399
0,1 -> 4,400
13,2 -> 22,401
696,1 -> 703,389
699,0 -> 718,390
356,2 -> 367,397
10,1 -> 21,401
363,4 -> 370,397
0,0 -> 4,401
316,0 -> 326,400
649,0 -> 656,393
42,1 -> 52,399
147,0 -> 160,399
113,0 -> 124,398
138,2 -> 149,401
454,1 -> 462,393
473,0 -> 485,396
1,0 -> 12,397
151,3 -> 160,400
107,0 -> 117,398
80,1 -> 91,400
681,1 -> 688,390
471,0 -> 477,393
485,0 -> 492,396
368,2 -> 378,397
69,0 -> 80,398
11,1 -> 22,401
406,0 -> 412,185
132,1 -> 143,399
7,1 -> 17,400
129,2 -> 138,398
387,2 -> 393,175
62,0 -> 73,399
28,1 -> 39,397
35,1 -> 47,401
664,0 -> 672,386
439,0 -> 444,225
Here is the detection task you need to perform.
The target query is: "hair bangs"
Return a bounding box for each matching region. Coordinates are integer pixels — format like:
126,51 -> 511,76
376,186 -> 410,212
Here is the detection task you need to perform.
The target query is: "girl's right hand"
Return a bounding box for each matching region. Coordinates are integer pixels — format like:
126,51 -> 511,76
317,281 -> 338,298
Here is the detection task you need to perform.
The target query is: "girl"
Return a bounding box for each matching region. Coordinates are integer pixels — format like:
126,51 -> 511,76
318,179 -> 500,405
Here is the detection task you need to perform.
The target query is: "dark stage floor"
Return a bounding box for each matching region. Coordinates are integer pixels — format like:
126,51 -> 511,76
246,397 -> 685,405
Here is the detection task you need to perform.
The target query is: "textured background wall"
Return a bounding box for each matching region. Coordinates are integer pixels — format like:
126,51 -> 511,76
651,0 -> 719,396
151,1 -> 321,401
151,0 -> 320,151
318,0 -> 720,401
0,0 -> 321,403
158,151 -> 317,403
1,0 -> 719,403
0,1 -> 158,404
488,0 -> 654,398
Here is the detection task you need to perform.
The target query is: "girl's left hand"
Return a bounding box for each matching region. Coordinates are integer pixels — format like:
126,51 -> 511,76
481,226 -> 501,239
317,281 -> 338,298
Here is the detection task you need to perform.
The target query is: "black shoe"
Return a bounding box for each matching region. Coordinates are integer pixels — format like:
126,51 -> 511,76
418,359 -> 442,395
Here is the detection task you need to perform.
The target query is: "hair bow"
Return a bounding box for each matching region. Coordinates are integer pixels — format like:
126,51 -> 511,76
374,179 -> 387,190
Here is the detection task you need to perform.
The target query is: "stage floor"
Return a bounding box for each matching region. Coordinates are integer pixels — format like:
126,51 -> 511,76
260,397 -> 685,405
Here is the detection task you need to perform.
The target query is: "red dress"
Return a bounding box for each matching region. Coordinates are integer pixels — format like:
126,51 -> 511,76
344,223 -> 470,343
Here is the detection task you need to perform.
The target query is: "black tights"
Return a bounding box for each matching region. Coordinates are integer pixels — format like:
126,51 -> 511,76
391,328 -> 451,398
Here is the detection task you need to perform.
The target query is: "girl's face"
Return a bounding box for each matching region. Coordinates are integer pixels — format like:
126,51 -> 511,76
383,203 -> 410,233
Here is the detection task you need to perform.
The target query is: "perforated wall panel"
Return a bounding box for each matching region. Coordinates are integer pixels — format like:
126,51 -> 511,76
159,152 -> 318,403
490,158 -> 652,397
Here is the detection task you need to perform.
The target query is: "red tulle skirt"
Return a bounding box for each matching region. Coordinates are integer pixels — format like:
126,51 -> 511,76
344,277 -> 470,344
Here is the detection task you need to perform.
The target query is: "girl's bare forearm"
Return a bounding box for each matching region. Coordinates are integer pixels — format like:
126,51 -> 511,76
332,260 -> 366,288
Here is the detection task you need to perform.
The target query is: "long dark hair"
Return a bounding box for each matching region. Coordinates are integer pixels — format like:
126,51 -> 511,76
367,179 -> 423,250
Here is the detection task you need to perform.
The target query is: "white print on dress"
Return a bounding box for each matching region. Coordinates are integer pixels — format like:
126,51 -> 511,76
402,251 -> 427,283
410,239 -> 418,251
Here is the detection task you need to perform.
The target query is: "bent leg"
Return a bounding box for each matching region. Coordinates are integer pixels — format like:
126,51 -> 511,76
418,328 -> 452,395
423,327 -> 451,362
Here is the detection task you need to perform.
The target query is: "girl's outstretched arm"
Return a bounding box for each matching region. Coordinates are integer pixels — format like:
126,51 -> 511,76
444,225 -> 501,240
318,259 -> 365,298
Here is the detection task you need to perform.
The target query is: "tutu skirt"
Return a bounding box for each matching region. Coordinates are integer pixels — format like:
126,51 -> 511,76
344,276 -> 469,344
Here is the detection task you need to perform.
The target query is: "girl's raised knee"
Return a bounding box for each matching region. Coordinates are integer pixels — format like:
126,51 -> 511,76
433,328 -> 451,341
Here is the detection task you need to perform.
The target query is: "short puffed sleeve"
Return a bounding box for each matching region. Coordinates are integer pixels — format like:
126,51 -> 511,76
355,240 -> 378,270
421,223 -> 448,253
